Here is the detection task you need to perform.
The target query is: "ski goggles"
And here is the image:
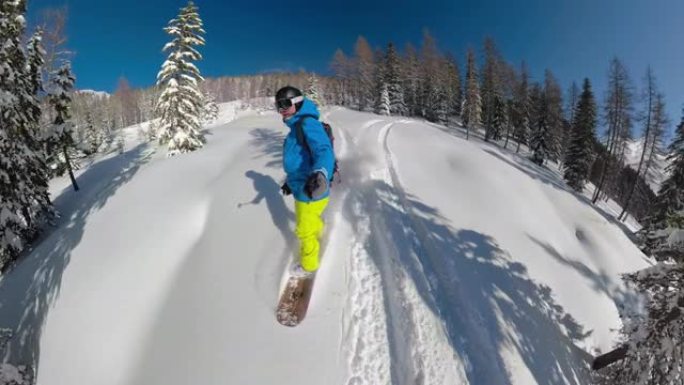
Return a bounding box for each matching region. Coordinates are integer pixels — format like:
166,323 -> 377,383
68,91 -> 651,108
275,95 -> 303,111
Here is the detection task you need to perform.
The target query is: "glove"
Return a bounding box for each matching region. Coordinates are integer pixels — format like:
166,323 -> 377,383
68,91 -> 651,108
304,171 -> 328,199
281,182 -> 292,196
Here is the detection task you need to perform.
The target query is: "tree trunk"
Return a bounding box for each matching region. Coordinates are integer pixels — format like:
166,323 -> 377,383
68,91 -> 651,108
592,82 -> 623,204
64,145 -> 79,191
592,345 -> 628,370
504,123 -> 511,149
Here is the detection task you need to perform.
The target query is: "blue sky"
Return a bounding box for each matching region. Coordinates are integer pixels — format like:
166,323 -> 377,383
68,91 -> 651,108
26,0 -> 684,139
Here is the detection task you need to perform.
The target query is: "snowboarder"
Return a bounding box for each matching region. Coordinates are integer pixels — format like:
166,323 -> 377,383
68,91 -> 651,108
276,86 -> 335,273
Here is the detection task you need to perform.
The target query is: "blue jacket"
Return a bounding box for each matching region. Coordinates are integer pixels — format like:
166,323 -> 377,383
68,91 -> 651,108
282,98 -> 334,202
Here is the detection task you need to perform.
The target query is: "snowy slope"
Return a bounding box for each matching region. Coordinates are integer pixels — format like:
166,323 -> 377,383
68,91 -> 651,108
0,106 -> 650,385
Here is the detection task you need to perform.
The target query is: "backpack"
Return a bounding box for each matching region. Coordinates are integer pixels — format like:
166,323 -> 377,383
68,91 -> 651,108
295,116 -> 340,183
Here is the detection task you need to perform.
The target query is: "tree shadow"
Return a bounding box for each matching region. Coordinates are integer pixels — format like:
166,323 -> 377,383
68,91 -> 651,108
526,234 -> 643,322
248,128 -> 285,169
0,143 -> 153,373
343,179 -> 593,384
481,147 -> 639,243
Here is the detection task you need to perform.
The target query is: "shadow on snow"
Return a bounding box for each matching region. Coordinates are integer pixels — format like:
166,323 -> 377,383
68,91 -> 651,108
0,144 -> 152,373
342,174 -> 593,384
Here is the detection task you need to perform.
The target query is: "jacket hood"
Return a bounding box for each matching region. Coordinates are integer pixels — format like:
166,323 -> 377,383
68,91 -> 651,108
285,98 -> 320,128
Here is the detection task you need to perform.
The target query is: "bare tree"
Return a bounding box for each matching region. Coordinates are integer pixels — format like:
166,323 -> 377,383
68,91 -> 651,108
592,58 -> 634,204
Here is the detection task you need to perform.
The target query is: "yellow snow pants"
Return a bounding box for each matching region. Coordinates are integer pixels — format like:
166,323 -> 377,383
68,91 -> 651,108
295,197 -> 329,272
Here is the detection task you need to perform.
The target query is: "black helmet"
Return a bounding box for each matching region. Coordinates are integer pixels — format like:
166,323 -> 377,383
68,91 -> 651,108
275,86 -> 304,111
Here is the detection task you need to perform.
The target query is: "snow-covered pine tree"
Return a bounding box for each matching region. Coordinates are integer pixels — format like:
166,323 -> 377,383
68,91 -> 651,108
563,78 -> 597,191
306,73 -> 323,106
372,47 -> 387,115
529,83 -> 549,165
594,263 -> 683,384
511,62 -> 530,153
402,43 -> 420,117
491,95 -> 507,141
82,110 -> 101,155
378,83 -> 390,116
384,42 -> 406,116
592,57 -> 634,204
0,0 -> 30,265
21,28 -> 53,228
199,91 -> 218,125
156,0 -> 206,155
559,82 -> 580,170
597,113 -> 684,384
433,81 -> 449,124
462,47 -> 482,139
0,0 -> 53,266
481,37 -> 503,141
48,63 -> 79,191
544,70 -> 564,163
640,110 -> 684,261
445,54 -> 462,119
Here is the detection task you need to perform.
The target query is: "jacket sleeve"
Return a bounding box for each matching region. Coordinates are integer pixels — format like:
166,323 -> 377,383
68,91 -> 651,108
302,118 -> 334,179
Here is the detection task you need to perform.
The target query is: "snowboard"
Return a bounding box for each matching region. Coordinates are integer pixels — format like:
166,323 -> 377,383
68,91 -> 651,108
276,272 -> 316,327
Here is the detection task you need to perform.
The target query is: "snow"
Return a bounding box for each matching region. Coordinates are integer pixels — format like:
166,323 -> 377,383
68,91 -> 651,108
0,106 -> 650,384
623,137 -> 670,192
75,89 -> 109,98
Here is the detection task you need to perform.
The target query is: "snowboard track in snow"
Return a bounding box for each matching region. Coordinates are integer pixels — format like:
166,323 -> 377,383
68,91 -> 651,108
341,120 -> 469,385
339,116 -> 593,385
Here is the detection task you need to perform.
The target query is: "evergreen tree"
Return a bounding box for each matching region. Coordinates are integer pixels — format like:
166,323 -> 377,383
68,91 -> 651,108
402,43 -> 420,116
21,28 -> 52,227
512,62 -> 530,153
492,95 -> 508,142
200,91 -> 218,125
566,82 -> 580,130
595,263 -> 684,384
82,110 -> 101,155
560,81 -> 580,169
0,1 -> 53,266
47,63 -> 79,191
372,47 -> 387,115
0,0 -> 30,264
640,110 -> 684,261
306,73 -> 322,106
563,78 -> 597,191
481,37 -> 503,141
528,83 -> 549,165
377,83 -> 390,116
384,43 -> 406,115
445,54 -> 463,118
156,1 -> 206,155
544,70 -> 564,163
462,47 -> 482,139
528,72 -> 564,166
